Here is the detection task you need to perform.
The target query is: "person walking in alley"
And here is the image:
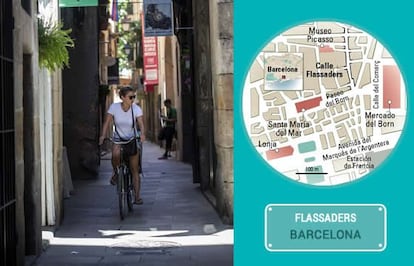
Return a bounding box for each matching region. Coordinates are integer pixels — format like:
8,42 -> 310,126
159,99 -> 177,159
99,86 -> 146,204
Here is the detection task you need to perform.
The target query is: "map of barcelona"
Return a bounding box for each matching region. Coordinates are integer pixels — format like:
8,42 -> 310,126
242,21 -> 406,186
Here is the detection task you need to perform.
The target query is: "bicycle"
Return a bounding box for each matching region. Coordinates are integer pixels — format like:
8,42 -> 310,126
105,137 -> 142,220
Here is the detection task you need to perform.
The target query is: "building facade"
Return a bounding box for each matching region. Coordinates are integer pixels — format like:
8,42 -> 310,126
1,0 -> 65,265
150,0 -> 234,223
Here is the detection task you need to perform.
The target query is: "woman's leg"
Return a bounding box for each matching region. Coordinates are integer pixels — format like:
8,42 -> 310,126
129,153 -> 141,202
110,144 -> 121,184
112,144 -> 121,168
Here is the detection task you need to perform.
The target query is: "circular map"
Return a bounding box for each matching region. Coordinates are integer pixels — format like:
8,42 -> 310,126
242,21 -> 406,186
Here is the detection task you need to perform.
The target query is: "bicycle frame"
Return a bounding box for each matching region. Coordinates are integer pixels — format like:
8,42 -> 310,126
107,137 -> 139,219
117,145 -> 132,193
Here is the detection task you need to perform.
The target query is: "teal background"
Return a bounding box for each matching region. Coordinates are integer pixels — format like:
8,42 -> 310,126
234,0 -> 413,265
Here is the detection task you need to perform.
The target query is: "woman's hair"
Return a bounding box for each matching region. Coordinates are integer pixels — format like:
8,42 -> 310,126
119,86 -> 135,97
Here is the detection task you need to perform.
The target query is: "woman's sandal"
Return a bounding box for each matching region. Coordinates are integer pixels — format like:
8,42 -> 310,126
134,198 -> 143,205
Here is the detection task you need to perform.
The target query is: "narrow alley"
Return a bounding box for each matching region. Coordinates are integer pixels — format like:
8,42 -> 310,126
32,142 -> 233,266
2,1 -> 234,265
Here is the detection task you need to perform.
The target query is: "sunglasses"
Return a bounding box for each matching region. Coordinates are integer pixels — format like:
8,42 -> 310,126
128,95 -> 136,100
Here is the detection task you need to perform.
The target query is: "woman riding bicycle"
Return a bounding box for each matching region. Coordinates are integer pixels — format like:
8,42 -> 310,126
99,86 -> 145,205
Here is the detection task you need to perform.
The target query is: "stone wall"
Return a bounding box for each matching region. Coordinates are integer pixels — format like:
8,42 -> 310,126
52,71 -> 64,225
192,0 -> 213,190
191,0 -> 234,223
62,7 -> 100,179
209,0 -> 234,224
13,0 -> 43,262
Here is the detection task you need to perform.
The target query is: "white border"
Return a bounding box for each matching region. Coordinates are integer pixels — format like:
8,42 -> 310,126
264,203 -> 387,252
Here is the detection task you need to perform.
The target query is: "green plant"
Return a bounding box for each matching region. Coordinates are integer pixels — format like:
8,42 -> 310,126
38,18 -> 75,71
117,1 -> 142,71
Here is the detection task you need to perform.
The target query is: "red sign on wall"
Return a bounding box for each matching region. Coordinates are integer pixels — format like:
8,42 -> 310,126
141,14 -> 158,90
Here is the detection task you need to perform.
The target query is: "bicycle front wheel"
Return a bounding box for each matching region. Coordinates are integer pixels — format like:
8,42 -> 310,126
127,171 -> 134,212
117,166 -> 128,220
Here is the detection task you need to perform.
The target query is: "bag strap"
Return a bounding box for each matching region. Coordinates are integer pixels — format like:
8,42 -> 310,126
131,104 -> 139,140
131,104 -> 135,130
